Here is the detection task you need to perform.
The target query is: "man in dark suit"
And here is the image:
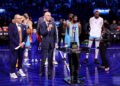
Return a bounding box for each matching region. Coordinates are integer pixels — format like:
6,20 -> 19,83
37,9 -> 58,65
37,8 -> 55,33
39,12 -> 57,79
9,14 -> 27,79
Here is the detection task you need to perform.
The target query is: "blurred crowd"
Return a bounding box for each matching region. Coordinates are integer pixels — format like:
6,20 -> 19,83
0,0 -> 120,24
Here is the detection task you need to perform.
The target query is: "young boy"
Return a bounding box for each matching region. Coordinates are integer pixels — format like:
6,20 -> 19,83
30,28 -> 41,62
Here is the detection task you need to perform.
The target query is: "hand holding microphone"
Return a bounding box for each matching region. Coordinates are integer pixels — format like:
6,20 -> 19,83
48,22 -> 53,31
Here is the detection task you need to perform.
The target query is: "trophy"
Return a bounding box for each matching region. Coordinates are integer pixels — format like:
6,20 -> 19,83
70,26 -> 78,49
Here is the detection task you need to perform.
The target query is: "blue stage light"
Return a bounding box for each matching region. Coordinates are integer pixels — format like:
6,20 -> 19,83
0,8 -> 5,13
93,8 -> 110,15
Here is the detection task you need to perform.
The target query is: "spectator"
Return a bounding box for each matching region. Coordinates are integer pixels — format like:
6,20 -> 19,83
57,18 -> 65,48
110,20 -> 117,32
30,28 -> 41,62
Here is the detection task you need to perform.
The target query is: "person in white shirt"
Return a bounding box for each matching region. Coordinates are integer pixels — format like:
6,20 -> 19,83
84,11 -> 103,64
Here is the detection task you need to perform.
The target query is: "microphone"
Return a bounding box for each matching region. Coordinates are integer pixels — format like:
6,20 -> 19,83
48,20 -> 52,26
48,20 -> 53,31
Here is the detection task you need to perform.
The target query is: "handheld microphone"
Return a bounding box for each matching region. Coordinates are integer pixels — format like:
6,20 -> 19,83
48,20 -> 52,26
48,20 -> 52,31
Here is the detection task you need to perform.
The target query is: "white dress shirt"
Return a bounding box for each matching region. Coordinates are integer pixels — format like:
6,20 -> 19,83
16,23 -> 25,44
16,23 -> 21,31
89,16 -> 103,37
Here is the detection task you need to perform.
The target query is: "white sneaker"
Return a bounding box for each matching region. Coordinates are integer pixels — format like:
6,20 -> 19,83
31,59 -> 34,62
24,59 -> 31,66
53,60 -> 58,65
17,69 -> 26,77
24,63 -> 31,66
35,59 -> 38,62
24,58 -> 29,62
45,60 -> 48,65
10,73 -> 18,79
40,59 -> 42,62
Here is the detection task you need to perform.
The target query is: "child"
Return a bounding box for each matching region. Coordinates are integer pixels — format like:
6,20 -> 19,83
30,28 -> 41,62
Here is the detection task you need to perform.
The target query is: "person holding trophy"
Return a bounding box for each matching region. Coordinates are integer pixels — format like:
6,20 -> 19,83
67,15 -> 81,47
66,15 -> 82,84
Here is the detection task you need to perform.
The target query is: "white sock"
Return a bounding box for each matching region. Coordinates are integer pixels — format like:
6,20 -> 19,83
86,53 -> 89,59
86,40 -> 93,59
88,40 -> 93,48
24,48 -> 28,57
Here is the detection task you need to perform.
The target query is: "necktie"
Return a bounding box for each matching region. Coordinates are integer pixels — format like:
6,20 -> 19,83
47,22 -> 50,31
18,25 -> 22,43
47,22 -> 49,27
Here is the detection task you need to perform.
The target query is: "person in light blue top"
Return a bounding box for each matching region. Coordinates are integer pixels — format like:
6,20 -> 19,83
22,13 -> 33,66
60,14 -> 73,61
63,13 -> 74,47
67,15 -> 81,48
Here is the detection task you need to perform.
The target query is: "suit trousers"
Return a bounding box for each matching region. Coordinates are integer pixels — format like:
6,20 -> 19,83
40,46 -> 54,75
10,48 -> 24,73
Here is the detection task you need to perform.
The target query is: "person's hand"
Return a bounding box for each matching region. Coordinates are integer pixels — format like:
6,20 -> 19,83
100,37 -> 103,41
40,35 -> 43,38
55,43 -> 58,48
19,43 -> 23,48
19,42 -> 25,48
48,24 -> 53,31
30,40 -> 32,43
61,33 -> 65,36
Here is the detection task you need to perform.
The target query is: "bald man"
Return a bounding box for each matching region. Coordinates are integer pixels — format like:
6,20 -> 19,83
83,11 -> 103,64
37,9 -> 55,34
37,11 -> 57,65
39,12 -> 57,79
9,14 -> 27,79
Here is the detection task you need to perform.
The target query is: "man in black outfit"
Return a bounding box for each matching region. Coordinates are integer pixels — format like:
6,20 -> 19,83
39,12 -> 57,79
99,20 -> 110,71
58,18 -> 65,48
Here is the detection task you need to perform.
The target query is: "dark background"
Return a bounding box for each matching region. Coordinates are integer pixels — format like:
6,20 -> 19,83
0,0 -> 120,46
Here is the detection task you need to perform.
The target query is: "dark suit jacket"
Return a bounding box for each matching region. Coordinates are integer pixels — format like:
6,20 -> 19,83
8,23 -> 27,51
37,16 -> 55,35
39,22 -> 57,49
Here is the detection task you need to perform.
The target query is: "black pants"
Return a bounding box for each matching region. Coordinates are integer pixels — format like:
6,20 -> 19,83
10,48 -> 24,73
58,35 -> 64,48
68,52 -> 80,83
100,42 -> 109,68
40,47 -> 54,75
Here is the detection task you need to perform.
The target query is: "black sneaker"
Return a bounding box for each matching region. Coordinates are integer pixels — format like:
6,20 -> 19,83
62,58 -> 66,62
94,59 -> 100,64
39,73 -> 44,77
86,47 -> 90,53
83,59 -> 88,64
48,74 -> 52,79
